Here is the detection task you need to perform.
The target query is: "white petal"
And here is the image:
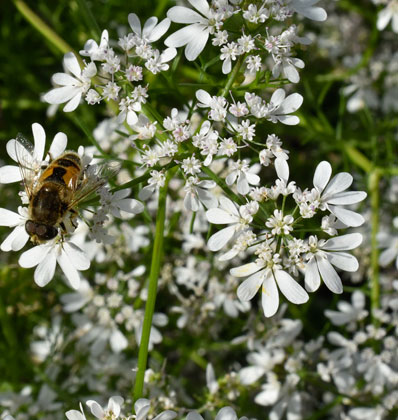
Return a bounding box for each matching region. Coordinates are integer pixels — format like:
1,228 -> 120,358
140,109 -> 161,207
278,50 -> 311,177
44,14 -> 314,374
328,205 -> 365,227
165,25 -> 199,48
19,244 -> 51,268
379,247 -> 398,267
230,262 -> 262,277
187,413 -> 204,420
135,400 -> 150,420
313,161 -> 331,192
278,93 -> 303,113
284,63 -> 299,83
327,191 -> 367,205
65,410 -> 85,420
239,366 -> 265,385
219,195 -> 239,216
304,258 -> 321,292
261,273 -> 279,317
323,172 -> 353,198
225,171 -> 238,186
10,225 -> 30,251
188,0 -> 211,17
214,407 -> 237,420
207,225 -> 236,251
153,411 -> 178,420
128,13 -> 141,36
108,396 -> 124,417
167,6 -> 205,24
328,252 -> 359,272
32,123 -> 46,161
142,16 -> 158,38
196,89 -> 212,106
316,255 -> 343,294
160,47 -> 177,63
377,8 -> 391,30
323,233 -> 363,250
254,384 -> 280,406
43,86 -> 79,105
0,165 -> 22,183
110,329 -> 128,352
34,251 -> 56,287
274,270 -> 309,304
206,208 -> 237,224
148,18 -> 171,42
86,400 -> 104,418
117,198 -> 144,215
52,72 -> 78,86
63,92 -> 82,112
197,187 -> 218,208
48,132 -> 67,158
63,242 -> 90,270
293,5 -> 327,21
270,89 -> 286,106
57,251 -> 81,289
0,208 -> 23,226
218,247 -> 239,261
184,192 -> 200,211
236,173 -> 249,195
275,158 -> 289,183
276,115 -> 300,125
63,52 -> 82,78
1,225 -> 29,252
222,58 -> 231,74
237,270 -> 264,301
185,27 -> 209,61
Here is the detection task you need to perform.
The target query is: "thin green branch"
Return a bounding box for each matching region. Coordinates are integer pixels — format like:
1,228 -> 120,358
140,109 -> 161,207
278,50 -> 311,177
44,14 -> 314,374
132,171 -> 171,404
13,0 -> 77,57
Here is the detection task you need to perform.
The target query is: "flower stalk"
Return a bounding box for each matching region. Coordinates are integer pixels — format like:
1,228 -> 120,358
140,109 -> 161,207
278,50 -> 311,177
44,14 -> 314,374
369,167 -> 382,317
132,170 -> 171,403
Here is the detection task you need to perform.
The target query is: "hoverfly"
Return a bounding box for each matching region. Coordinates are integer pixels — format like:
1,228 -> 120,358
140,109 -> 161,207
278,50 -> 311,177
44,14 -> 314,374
14,134 -> 120,244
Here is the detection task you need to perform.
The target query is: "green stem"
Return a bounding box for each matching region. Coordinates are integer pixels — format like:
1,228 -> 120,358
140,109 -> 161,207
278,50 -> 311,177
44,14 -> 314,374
220,54 -> 246,98
368,167 -> 382,318
132,172 -> 171,403
13,0 -> 77,57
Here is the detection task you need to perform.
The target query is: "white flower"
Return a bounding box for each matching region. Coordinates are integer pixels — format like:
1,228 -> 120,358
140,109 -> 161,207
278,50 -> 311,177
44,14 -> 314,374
196,90 -> 228,121
187,406 -> 246,420
264,88 -> 303,125
133,398 -> 177,420
231,252 -> 309,317
288,0 -> 327,21
18,238 -> 90,289
128,13 -> 171,43
304,233 -> 362,294
99,187 -> 144,219
183,177 -> 217,211
145,47 -> 177,74
220,41 -> 240,74
225,159 -> 260,195
86,396 -> 124,419
0,206 -> 30,251
325,291 -> 368,326
0,122 -> 67,184
66,403 -> 87,420
313,161 -> 367,227
80,30 -> 109,61
43,52 -> 96,112
206,196 -> 253,251
165,0 -> 221,61
378,225 -> 398,269
376,0 -> 398,32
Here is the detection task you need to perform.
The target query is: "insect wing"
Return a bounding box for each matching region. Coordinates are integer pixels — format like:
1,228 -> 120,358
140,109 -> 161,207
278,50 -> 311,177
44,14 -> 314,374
12,133 -> 41,198
67,160 -> 121,209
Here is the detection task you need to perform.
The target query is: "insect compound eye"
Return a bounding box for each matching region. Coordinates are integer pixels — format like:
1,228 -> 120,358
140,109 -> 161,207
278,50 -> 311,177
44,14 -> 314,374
36,224 -> 58,240
25,220 -> 36,236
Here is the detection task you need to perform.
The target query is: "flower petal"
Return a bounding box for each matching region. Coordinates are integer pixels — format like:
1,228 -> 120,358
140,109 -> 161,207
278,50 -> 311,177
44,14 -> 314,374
316,255 -> 343,294
48,132 -> 68,158
323,172 -> 353,198
239,366 -> 265,385
274,269 -> 309,304
19,244 -> 51,268
32,123 -> 45,161
207,225 -> 236,251
327,191 -> 367,206
327,252 -> 359,272
230,262 -> 262,278
34,250 -> 56,287
63,242 -> 90,270
86,400 -> 104,419
63,52 -> 82,79
153,411 -> 178,420
206,208 -> 237,224
304,257 -> 321,292
147,18 -> 171,42
328,205 -> 365,227
57,250 -> 81,290
167,6 -> 206,24
261,272 -> 279,317
313,161 -> 331,192
185,28 -> 209,61
0,165 -> 22,183
323,233 -> 362,251
237,270 -> 264,301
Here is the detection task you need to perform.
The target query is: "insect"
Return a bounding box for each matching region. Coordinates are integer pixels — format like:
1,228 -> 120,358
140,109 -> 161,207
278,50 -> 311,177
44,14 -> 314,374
14,134 -> 120,244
